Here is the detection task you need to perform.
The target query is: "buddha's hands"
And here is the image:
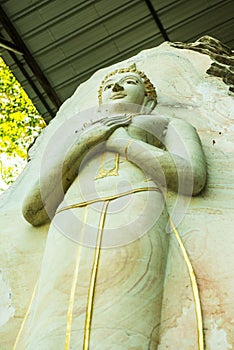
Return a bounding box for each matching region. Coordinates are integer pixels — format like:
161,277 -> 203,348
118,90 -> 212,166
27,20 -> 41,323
62,114 -> 132,188
105,114 -> 168,155
99,113 -> 133,128
105,127 -> 132,155
76,114 -> 133,149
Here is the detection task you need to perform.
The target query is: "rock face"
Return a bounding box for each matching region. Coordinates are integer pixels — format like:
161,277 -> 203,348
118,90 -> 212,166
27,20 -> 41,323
0,36 -> 233,349
171,36 -> 234,93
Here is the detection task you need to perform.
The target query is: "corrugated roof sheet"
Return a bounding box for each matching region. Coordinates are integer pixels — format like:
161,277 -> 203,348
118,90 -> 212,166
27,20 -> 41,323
0,0 -> 233,122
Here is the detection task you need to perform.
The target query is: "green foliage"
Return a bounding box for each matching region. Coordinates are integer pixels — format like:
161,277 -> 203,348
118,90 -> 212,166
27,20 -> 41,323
0,57 -> 46,190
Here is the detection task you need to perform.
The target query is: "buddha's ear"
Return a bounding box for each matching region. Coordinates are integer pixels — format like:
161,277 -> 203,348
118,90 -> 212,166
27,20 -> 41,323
142,96 -> 157,113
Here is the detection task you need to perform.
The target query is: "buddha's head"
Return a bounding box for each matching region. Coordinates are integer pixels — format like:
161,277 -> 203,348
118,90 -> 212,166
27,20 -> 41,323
98,64 -> 157,115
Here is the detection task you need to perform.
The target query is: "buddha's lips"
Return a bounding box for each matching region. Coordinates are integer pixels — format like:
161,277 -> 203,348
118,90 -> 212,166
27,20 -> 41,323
111,93 -> 126,99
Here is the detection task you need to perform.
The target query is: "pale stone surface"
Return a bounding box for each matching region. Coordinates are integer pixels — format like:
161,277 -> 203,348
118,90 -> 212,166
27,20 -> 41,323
0,272 -> 15,327
0,37 -> 233,349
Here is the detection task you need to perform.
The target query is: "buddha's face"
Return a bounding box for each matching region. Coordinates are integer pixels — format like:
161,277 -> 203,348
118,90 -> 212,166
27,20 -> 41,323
101,72 -> 146,107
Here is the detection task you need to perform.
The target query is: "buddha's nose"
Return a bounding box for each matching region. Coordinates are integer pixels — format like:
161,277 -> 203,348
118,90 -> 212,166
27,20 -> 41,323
112,83 -> 124,92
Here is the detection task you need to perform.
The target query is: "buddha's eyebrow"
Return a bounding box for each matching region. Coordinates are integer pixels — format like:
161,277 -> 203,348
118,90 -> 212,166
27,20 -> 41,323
104,75 -> 140,85
104,78 -> 115,85
122,75 -> 140,80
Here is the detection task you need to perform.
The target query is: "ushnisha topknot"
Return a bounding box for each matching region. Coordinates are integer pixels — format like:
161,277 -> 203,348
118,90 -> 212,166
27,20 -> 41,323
98,63 -> 157,105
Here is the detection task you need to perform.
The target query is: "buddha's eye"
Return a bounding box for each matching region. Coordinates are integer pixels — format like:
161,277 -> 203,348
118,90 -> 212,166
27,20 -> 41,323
104,84 -> 113,91
126,79 -> 138,85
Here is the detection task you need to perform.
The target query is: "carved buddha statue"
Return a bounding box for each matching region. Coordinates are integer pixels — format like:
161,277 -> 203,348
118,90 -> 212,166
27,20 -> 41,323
20,64 -> 206,349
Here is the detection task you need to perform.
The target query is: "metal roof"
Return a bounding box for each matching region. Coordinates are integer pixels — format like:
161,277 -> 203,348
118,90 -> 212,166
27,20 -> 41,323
0,0 -> 233,123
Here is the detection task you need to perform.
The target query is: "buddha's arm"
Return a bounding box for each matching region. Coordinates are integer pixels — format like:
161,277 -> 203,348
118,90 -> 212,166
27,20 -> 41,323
106,118 -> 206,195
163,118 -> 206,195
22,115 -> 131,226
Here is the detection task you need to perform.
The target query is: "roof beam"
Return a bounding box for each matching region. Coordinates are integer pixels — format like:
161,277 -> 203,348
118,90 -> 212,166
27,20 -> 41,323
144,0 -> 170,41
0,4 -> 62,111
0,37 -> 23,55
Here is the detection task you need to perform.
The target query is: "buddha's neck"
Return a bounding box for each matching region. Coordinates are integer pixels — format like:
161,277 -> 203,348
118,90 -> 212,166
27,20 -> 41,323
100,104 -> 142,116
